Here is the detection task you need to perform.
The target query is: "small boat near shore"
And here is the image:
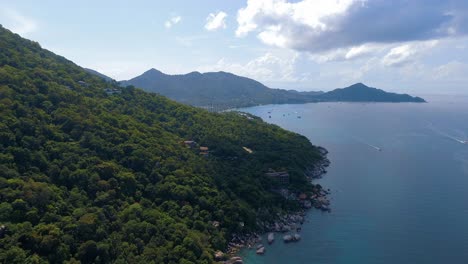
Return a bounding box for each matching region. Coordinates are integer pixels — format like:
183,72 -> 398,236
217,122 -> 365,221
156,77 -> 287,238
268,233 -> 275,244
283,233 -> 301,243
256,246 -> 265,255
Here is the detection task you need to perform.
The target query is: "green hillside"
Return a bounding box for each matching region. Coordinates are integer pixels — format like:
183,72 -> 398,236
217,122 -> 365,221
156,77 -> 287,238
0,25 -> 324,263
120,69 -> 322,108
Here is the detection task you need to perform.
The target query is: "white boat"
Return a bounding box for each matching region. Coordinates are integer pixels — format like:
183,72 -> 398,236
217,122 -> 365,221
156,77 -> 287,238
293,233 -> 301,241
283,234 -> 293,242
267,233 -> 275,244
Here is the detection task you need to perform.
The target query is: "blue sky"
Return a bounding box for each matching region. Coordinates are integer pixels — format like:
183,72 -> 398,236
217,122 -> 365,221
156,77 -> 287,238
1,0 -> 468,94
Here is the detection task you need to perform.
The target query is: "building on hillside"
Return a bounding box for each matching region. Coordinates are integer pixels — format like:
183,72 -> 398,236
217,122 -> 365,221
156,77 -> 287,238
200,146 -> 209,157
78,80 -> 89,87
265,170 -> 290,185
104,88 -> 121,95
183,140 -> 197,148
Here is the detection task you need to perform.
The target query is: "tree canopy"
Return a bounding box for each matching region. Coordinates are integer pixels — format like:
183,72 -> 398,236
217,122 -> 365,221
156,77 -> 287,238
0,25 -> 324,263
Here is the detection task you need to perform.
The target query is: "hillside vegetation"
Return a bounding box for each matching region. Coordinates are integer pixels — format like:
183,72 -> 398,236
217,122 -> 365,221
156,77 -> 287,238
120,69 -> 424,109
120,69 -> 322,108
0,25 -> 324,263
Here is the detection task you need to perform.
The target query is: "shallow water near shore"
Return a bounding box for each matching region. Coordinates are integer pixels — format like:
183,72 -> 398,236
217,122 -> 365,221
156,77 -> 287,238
239,95 -> 468,264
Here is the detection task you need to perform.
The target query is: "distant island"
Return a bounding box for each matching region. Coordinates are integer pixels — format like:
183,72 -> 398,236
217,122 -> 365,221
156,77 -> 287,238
116,69 -> 425,108
315,83 -> 426,103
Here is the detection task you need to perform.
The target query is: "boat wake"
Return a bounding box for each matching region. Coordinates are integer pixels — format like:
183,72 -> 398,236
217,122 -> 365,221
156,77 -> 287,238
353,137 -> 382,151
427,122 -> 468,145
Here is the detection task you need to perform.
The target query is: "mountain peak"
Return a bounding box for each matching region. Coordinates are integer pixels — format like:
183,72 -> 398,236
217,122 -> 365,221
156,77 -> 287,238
349,82 -> 369,89
143,68 -> 164,76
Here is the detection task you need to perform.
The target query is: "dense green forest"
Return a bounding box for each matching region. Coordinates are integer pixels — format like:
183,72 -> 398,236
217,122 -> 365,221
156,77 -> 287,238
0,25 -> 325,263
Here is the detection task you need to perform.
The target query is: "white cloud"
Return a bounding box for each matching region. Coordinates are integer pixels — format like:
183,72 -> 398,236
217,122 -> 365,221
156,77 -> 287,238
235,0 -> 468,53
382,45 -> 416,67
236,0 -> 356,38
164,15 -> 182,29
382,41 -> 438,67
309,44 -> 385,63
345,44 -> 381,60
235,0 -> 363,50
198,51 -> 300,82
432,61 -> 468,81
205,11 -> 228,31
0,8 -> 37,35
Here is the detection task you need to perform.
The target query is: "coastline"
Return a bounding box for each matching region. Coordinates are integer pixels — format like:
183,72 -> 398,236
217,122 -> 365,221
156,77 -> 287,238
219,148 -> 331,264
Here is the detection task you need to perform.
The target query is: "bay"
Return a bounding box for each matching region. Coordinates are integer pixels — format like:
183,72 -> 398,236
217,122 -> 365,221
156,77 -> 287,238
239,95 -> 468,264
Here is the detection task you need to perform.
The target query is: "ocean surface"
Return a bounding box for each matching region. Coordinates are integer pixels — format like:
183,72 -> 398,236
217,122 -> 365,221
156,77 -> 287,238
239,95 -> 468,264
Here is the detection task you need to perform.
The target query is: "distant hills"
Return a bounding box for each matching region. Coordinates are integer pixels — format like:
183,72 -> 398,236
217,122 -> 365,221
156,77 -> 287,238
315,83 -> 426,103
119,69 -> 323,107
118,69 -> 425,108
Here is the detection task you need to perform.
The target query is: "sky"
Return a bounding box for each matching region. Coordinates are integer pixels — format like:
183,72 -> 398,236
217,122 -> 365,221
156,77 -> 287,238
1,0 -> 468,94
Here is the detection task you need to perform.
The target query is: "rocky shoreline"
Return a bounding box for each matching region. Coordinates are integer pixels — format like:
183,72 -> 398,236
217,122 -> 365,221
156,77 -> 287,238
219,151 -> 331,264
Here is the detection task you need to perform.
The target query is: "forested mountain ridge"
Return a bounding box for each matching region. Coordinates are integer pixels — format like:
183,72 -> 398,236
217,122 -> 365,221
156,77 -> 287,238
0,25 -> 324,264
120,69 -> 323,108
121,69 -> 425,108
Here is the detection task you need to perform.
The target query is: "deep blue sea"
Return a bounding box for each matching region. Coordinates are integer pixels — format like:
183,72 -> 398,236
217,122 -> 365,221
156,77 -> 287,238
239,95 -> 468,264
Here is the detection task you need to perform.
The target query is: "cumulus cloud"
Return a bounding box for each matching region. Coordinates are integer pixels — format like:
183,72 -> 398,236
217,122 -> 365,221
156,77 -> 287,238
236,0 -> 468,53
164,15 -> 182,29
205,11 -> 228,31
381,41 -> 438,67
309,43 -> 385,63
0,8 -> 37,35
198,51 -> 299,82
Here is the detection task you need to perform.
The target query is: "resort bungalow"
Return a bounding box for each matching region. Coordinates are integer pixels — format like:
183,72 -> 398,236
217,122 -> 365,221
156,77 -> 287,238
265,170 -> 290,185
200,146 -> 209,157
183,140 -> 197,148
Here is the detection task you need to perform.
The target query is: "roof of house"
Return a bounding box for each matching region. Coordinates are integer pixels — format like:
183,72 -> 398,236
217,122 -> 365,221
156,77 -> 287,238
265,171 -> 289,177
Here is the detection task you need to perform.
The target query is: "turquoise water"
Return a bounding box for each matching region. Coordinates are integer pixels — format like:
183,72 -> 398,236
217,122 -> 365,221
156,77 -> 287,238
239,95 -> 468,264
